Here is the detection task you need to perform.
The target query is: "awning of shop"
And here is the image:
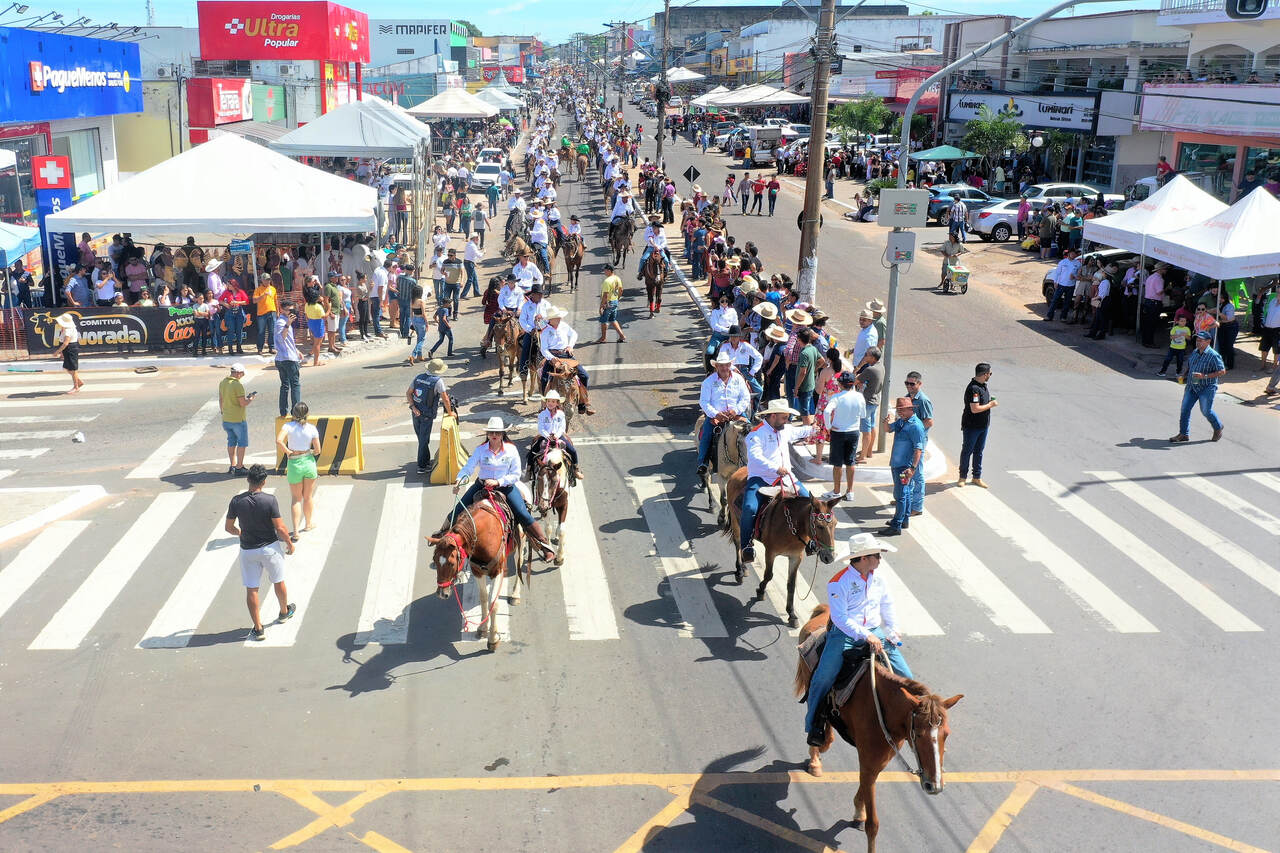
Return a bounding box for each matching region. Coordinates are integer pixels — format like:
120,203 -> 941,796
1082,175 -> 1226,255
909,145 -> 979,161
1145,187 -> 1280,280
270,98 -> 431,158
690,86 -> 730,108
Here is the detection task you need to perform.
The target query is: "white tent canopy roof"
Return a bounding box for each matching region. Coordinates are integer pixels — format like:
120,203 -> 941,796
690,85 -> 730,108
407,88 -> 499,119
1145,187 -> 1280,280
707,84 -> 806,107
270,97 -> 430,158
44,134 -> 376,241
473,88 -> 523,111
664,66 -> 706,83
1081,175 -> 1227,255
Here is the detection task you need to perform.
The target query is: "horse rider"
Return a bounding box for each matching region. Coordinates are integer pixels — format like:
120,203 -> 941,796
528,389 -> 584,486
804,532 -> 914,776
738,398 -> 815,564
718,325 -> 764,401
539,178 -> 558,205
696,351 -> 752,488
517,283 -> 549,377
539,306 -> 596,415
545,201 -> 566,246
610,190 -> 637,224
637,214 -> 673,280
512,250 -> 544,294
506,187 -> 526,217
566,214 -> 586,248
445,416 -> 557,564
706,293 -> 739,358
528,209 -> 552,273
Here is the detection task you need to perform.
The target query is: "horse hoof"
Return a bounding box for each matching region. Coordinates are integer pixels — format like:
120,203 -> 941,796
787,615 -> 799,628
851,819 -> 864,832
487,640 -> 499,652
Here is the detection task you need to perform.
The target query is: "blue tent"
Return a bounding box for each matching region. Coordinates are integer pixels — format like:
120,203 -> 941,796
0,221 -> 40,268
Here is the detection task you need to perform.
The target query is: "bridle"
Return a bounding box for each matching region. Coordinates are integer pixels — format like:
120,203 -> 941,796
781,497 -> 835,553
868,649 -> 943,784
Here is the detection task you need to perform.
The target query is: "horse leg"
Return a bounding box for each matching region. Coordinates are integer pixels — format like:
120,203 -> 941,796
859,768 -> 880,852
477,573 -> 491,642
754,548 -> 773,602
487,573 -> 502,650
554,496 -> 567,566
496,352 -> 505,396
785,556 -> 801,628
510,550 -> 522,605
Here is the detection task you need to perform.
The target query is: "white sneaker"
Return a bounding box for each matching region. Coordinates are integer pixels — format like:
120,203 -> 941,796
841,492 -> 853,502
820,490 -> 840,500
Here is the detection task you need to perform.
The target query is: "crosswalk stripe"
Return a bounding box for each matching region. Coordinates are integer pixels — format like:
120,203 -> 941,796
1013,471 -> 1260,632
865,490 -> 1050,634
630,473 -> 729,638
1,382 -> 142,394
0,521 -> 91,623
0,430 -> 75,441
951,486 -> 1157,633
1244,471 -> 1280,495
0,370 -> 153,383
127,371 -> 260,479
457,567 -> 511,644
29,492 -> 195,649
0,448 -> 49,459
355,483 -> 424,646
558,485 -> 621,640
1089,471 -> 1280,600
0,415 -> 99,424
834,516 -> 944,637
0,470 -> 13,481
0,398 -> 121,408
246,484 -> 353,647
1170,472 -> 1280,537
138,490 -> 275,649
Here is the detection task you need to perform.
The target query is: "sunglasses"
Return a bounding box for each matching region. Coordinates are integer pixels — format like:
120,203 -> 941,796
904,381 -> 919,387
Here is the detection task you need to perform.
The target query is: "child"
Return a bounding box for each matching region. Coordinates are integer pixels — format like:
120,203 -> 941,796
428,298 -> 454,358
1158,315 -> 1191,378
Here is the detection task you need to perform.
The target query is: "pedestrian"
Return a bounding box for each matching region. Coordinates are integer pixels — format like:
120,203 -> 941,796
821,370 -> 865,501
1084,262 -> 1115,339
1044,249 -> 1081,322
904,370 -> 933,517
427,297 -> 454,358
882,396 -> 926,536
221,276 -> 249,354
441,248 -> 464,320
948,196 -> 968,242
274,303 -> 303,416
767,174 -> 780,216
854,347 -> 883,463
405,284 -> 428,365
1215,288 -> 1239,370
407,354 -> 457,471
751,173 -> 766,214
851,309 -> 879,368
51,314 -> 83,394
462,234 -> 483,300
741,175 -> 751,215
369,260 -> 390,338
276,402 -> 322,540
1170,331 -> 1226,443
793,328 -> 820,424
253,273 -> 277,355
225,464 -> 295,641
219,362 -> 255,475
1157,313 -> 1191,377
395,262 -> 415,338
473,201 -> 489,249
301,276 -> 326,366
597,263 -> 627,343
957,362 -> 997,488
1259,283 -> 1280,370
355,272 -> 370,339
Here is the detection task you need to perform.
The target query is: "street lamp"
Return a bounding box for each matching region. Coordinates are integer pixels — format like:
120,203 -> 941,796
0,4 -> 32,19
53,14 -> 90,32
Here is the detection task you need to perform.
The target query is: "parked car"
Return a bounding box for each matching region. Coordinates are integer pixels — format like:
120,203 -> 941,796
1039,248 -> 1138,303
669,96 -> 685,107
762,117 -> 789,128
477,147 -> 503,163
1022,182 -> 1125,208
470,162 -> 502,191
927,185 -> 996,223
968,198 -> 1048,242
786,123 -> 812,137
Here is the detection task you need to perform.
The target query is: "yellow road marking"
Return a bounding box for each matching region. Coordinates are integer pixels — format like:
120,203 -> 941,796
691,790 -> 848,853
612,785 -> 695,853
0,792 -> 61,824
354,830 -> 413,853
269,787 -> 393,849
965,780 -> 1040,853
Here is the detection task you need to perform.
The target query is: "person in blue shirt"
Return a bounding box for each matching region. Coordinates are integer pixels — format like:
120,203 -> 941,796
882,397 -> 926,536
904,371 -> 934,517
1170,331 -> 1226,443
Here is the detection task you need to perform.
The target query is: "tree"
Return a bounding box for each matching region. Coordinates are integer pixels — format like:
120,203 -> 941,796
889,113 -> 929,143
962,105 -> 1027,171
1042,130 -> 1075,180
830,96 -> 894,144
456,19 -> 483,38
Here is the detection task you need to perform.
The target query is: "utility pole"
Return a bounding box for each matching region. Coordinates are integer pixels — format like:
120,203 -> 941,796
656,0 -> 671,168
795,0 -> 836,305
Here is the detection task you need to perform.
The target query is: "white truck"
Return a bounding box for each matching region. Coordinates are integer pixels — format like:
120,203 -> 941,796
743,125 -> 783,166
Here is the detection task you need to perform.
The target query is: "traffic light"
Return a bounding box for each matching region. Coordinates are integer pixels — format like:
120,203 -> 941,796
1224,0 -> 1268,18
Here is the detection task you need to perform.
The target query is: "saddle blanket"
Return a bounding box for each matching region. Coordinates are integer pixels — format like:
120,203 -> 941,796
798,625 -> 870,709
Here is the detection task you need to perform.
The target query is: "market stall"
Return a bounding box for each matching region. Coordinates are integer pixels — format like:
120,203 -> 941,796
1144,187 -> 1280,281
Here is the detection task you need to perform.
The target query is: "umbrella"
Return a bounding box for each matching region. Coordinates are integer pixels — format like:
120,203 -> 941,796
909,145 -> 980,161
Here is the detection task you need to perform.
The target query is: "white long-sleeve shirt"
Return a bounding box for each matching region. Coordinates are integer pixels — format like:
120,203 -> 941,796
458,442 -> 521,487
538,407 -> 567,440
746,422 -> 814,482
511,261 -> 543,291
718,339 -> 763,375
699,372 -> 751,419
709,306 -> 738,335
540,321 -> 579,360
823,388 -> 867,433
826,565 -> 899,642
644,227 -> 667,250
464,242 -> 483,263
610,196 -> 636,219
529,220 -> 549,244
498,284 -> 523,312
507,196 -> 526,214
519,298 -> 549,334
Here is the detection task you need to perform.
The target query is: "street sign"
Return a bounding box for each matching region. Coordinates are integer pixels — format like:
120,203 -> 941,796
797,212 -> 823,231
877,189 -> 930,228
683,166 -> 700,184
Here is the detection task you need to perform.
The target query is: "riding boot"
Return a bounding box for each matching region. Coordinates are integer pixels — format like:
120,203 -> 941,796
525,521 -> 557,561
577,385 -> 596,416
807,715 -> 831,748
571,464 -> 585,485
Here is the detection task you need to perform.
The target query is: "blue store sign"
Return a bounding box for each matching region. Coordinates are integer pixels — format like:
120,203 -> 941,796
0,26 -> 143,124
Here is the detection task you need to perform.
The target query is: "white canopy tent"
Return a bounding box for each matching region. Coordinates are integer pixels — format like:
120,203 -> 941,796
407,88 -> 499,119
1145,187 -> 1280,280
737,87 -> 809,106
1082,175 -> 1227,255
690,85 -> 730,109
656,66 -> 706,83
473,88 -> 523,112
270,98 -> 431,157
44,134 -> 376,242
707,84 -> 807,107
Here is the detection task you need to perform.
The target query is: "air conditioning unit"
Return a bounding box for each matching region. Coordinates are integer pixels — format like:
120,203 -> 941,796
279,64 -> 300,77
155,64 -> 171,77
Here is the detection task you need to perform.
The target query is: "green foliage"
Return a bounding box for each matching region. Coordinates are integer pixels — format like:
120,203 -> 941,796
1042,130 -> 1075,180
865,177 -> 898,197
961,105 -> 1027,170
456,19 -> 483,38
889,113 -> 929,142
831,97 -> 894,141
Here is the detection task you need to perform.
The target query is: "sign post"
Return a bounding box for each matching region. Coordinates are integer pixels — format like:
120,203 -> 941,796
32,155 -> 75,291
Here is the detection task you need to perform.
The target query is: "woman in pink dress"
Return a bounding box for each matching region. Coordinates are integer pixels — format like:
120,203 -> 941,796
809,347 -> 843,465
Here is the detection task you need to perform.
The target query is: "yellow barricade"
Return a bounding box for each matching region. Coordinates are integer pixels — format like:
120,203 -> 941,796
274,415 -> 364,476
431,414 -> 469,484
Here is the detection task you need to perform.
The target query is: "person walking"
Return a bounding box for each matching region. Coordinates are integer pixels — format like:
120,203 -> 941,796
427,297 -> 454,358
219,363 -> 255,475
405,284 -> 428,365
767,174 -> 781,216
904,371 -> 933,517
1140,263 -> 1166,347
396,263 -> 416,339
274,303 -> 303,417
276,402 -> 322,541
406,358 -> 454,475
51,314 -> 84,394
821,371 -> 865,501
225,464 -> 295,641
958,362 -> 997,488
597,263 -> 627,343
1170,331 -> 1226,443
882,396 -> 926,536
461,234 -> 483,300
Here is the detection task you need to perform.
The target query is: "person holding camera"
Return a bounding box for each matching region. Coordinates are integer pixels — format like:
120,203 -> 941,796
219,362 -> 255,475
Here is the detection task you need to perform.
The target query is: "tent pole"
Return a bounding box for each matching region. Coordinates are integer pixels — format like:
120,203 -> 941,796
1135,251 -> 1144,341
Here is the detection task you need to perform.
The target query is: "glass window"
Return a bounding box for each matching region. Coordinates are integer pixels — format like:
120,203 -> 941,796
0,134 -> 48,226
52,128 -> 104,199
1176,141 -> 1237,201
1243,146 -> 1280,185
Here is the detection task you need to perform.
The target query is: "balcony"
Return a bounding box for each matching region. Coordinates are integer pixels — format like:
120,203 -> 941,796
1140,82 -> 1280,136
1158,0 -> 1280,23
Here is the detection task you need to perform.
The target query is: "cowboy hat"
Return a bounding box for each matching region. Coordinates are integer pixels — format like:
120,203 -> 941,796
726,256 -> 742,268
727,324 -> 743,337
713,351 -> 735,365
543,390 -> 563,401
647,213 -> 661,221
530,209 -> 544,220
528,283 -> 545,295
546,306 -> 568,320
785,308 -> 813,326
738,277 -> 759,294
204,258 -> 222,273
483,416 -> 510,432
858,309 -> 875,321
757,398 -> 799,419
865,298 -> 886,313
692,184 -> 703,193
847,531 -> 898,560
54,313 -> 77,328
752,302 -> 779,320
426,358 -> 448,374
763,325 -> 789,344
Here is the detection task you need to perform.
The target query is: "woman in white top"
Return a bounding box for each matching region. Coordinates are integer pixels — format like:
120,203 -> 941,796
275,401 -> 322,541
707,295 -> 739,356
526,390 -> 582,485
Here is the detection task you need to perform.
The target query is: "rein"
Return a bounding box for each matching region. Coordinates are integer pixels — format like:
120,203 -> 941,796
868,649 -> 926,780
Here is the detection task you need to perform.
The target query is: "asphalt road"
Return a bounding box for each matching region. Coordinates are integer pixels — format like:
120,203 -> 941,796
0,104 -> 1276,853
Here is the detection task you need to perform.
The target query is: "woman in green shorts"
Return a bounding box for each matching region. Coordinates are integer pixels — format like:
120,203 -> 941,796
275,402 -> 322,541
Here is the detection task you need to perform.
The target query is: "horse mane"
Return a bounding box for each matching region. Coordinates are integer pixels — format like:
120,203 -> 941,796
875,665 -> 947,715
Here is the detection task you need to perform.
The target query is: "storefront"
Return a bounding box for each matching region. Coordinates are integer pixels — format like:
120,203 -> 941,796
0,26 -> 142,228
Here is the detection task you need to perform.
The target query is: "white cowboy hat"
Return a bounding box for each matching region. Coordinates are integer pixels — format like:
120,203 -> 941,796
692,184 -> 703,193
204,258 -> 221,273
757,398 -> 799,419
530,209 -> 544,220
847,532 -> 898,559
785,308 -> 813,326
752,302 -> 778,320
546,306 -> 568,320
543,390 -> 563,401
484,416 -> 510,432
858,309 -> 875,321
763,325 -> 789,344
55,313 -> 77,328
713,351 -> 735,365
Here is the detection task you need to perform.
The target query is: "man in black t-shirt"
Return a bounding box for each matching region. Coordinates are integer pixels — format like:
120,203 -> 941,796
958,363 -> 998,489
225,464 -> 296,640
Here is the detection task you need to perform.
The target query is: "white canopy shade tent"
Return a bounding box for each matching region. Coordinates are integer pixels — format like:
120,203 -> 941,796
473,87 -> 523,112
690,85 -> 730,108
407,88 -> 499,119
655,66 -> 706,83
1082,175 -> 1227,255
1145,187 -> 1280,280
270,97 -> 431,157
708,84 -> 808,107
44,134 -> 376,242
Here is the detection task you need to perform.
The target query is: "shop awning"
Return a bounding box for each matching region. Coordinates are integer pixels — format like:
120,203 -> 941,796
209,121 -> 293,146
1082,175 -> 1227,255
655,66 -> 706,83
44,134 -> 375,242
407,88 -> 499,119
1145,187 -> 1280,280
909,145 -> 979,161
0,221 -> 40,267
270,98 -> 431,158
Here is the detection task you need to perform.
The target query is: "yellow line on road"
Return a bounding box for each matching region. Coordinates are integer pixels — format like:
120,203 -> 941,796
612,785 -> 695,853
354,830 -> 413,853
965,780 -> 1040,853
691,789 -> 848,853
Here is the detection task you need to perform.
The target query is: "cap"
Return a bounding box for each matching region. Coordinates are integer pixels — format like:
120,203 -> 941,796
230,362 -> 246,373
1195,330 -> 1213,340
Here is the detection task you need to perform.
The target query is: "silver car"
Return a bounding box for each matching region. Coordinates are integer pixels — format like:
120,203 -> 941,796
969,198 -> 1048,242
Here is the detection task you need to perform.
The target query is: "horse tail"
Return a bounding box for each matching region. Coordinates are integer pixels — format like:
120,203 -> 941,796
794,604 -> 831,696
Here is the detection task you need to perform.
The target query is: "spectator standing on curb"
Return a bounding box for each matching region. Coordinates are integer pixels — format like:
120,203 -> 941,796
396,263 -> 416,338
854,347 -> 883,464
219,363 -> 254,475
225,464 -> 295,641
406,358 -> 455,475
1170,331 -> 1226,443
462,235 -> 483,300
274,303 -> 303,417
370,260 -> 390,339
767,174 -> 781,216
1140,263 -> 1167,347
253,274 -> 277,355
821,371 -> 865,501
904,371 -> 933,517
1157,314 -> 1191,377
882,396 -> 926,536
958,362 -> 997,488
1044,249 -> 1081,322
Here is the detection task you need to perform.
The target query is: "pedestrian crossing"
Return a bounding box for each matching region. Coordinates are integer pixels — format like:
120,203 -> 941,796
0,467 -> 1277,655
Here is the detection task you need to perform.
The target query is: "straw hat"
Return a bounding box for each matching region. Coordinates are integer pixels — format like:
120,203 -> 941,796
738,277 -> 759,294
763,325 -> 789,344
785,308 -> 813,326
546,306 -> 568,320
752,302 -> 778,320
692,184 -> 703,193
858,309 -> 875,321
757,398 -> 799,419
866,298 -> 886,313
726,256 -> 741,268
426,358 -> 448,374
847,532 -> 898,560
55,313 -> 77,328
484,416 -> 510,432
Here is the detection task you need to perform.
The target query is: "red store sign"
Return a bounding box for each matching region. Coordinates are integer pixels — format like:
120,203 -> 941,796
186,77 -> 253,127
197,1 -> 369,62
481,65 -> 525,84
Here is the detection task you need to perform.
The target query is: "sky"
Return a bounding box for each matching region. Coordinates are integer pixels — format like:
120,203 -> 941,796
9,0 -> 1142,49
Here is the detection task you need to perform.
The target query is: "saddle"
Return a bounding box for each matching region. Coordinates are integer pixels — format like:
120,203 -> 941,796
798,625 -> 871,746
547,356 -> 580,375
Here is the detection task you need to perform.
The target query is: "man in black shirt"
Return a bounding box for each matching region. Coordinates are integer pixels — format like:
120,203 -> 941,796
958,363 -> 998,489
225,464 -> 296,640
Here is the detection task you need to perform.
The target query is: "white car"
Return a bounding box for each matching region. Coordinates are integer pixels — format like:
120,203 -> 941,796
470,162 -> 502,191
968,198 -> 1048,242
763,118 -> 789,128
477,147 -> 503,163
1022,182 -> 1124,208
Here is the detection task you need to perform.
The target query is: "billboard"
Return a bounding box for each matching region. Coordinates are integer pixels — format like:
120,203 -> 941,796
24,306 -> 198,354
186,78 -> 253,127
197,1 -> 369,63
370,19 -> 454,67
947,90 -> 1098,133
0,26 -> 142,124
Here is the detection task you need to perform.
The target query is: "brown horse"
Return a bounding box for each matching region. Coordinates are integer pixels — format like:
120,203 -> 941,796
521,332 -> 543,405
557,146 -> 571,174
723,467 -> 839,626
492,314 -> 520,395
641,249 -> 668,316
428,493 -> 529,651
531,445 -> 570,566
556,232 -> 584,291
609,215 -> 636,267
504,234 -> 533,266
795,604 -> 962,851
575,154 -> 588,181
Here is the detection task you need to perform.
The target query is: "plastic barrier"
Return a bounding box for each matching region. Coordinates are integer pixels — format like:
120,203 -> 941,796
274,415 -> 364,475
431,414 -> 469,485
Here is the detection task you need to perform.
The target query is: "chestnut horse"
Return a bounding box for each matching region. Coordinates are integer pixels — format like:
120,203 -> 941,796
795,604 -> 962,852
556,232 -> 584,292
641,249 -> 668,316
576,154 -> 588,181
531,446 -> 570,566
492,314 -> 520,395
696,416 -> 749,529
723,467 -> 839,626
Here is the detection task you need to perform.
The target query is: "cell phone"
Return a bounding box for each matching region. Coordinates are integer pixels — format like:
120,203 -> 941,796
248,391 -> 258,399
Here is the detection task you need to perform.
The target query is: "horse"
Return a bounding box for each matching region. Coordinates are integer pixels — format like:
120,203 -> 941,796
641,249 -> 668,316
723,467 -> 839,626
504,234 -> 533,266
492,314 -> 520,395
541,359 -> 580,430
576,154 -> 588,181
531,446 -> 570,566
609,215 -> 636,267
428,490 -> 530,651
557,146 -> 572,174
794,605 -> 963,851
696,417 -> 749,529
556,233 -> 584,292
521,332 -> 544,405
505,209 -> 529,246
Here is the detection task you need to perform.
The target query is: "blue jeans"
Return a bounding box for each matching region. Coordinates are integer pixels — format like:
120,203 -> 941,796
890,466 -> 915,529
1179,384 -> 1222,436
518,331 -> 535,374
410,316 -> 428,357
705,332 -> 727,357
697,419 -> 716,466
276,359 -> 301,417
910,459 -> 926,514
462,261 -> 480,298
959,426 -> 988,479
256,310 -> 275,352
211,316 -> 223,351
533,242 -> 550,273
448,482 -> 534,528
739,475 -> 809,554
442,282 -> 459,318
338,313 -> 349,344
412,414 -> 434,470
637,245 -> 672,276
227,308 -> 245,347
429,327 -> 453,357
805,625 -> 913,735
370,296 -> 383,336
1046,285 -> 1074,320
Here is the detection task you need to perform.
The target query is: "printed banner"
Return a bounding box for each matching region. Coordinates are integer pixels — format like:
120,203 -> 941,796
24,306 -> 197,354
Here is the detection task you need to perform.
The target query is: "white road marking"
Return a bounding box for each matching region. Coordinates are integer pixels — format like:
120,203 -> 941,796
866,490 -> 1050,634
245,484 -> 352,647
0,521 -> 91,623
1091,471 -> 1280,599
126,400 -> 219,479
1170,472 -> 1280,537
577,362 -> 688,372
354,482 -> 424,646
833,515 -> 944,637
0,398 -> 121,408
362,433 -> 689,447
0,430 -> 75,441
952,485 -> 1156,633
0,448 -> 49,459
138,491 -> 275,649
457,568 -> 511,644
0,370 -> 154,382
0,415 -> 100,424
0,484 -> 107,545
1013,470 -> 1260,632
30,492 -> 194,649
1244,471 -> 1280,495
0,470 -> 13,481
1,382 -> 142,394
629,473 -> 728,638
558,485 -> 620,640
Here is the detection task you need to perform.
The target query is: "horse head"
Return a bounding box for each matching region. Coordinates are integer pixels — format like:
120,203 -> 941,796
427,531 -> 467,599
807,497 -> 840,563
899,689 -> 963,795
535,448 -> 565,511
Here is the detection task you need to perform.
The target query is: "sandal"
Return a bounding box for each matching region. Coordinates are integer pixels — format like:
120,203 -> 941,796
289,533 -> 299,543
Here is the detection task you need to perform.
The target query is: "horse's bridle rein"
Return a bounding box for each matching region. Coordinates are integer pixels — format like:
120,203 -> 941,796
868,649 -> 941,783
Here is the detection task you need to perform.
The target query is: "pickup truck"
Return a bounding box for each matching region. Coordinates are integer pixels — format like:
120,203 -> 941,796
743,126 -> 783,165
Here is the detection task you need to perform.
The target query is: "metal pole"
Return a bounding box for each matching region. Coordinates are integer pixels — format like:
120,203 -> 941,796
795,0 -> 836,305
877,0 -> 1112,452
656,0 -> 671,168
